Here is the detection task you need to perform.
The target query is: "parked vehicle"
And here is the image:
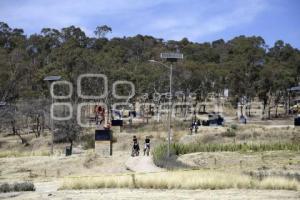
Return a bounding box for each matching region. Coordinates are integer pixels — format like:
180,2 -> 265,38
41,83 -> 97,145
197,112 -> 224,126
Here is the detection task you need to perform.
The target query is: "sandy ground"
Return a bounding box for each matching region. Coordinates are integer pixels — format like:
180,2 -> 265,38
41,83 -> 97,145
125,156 -> 164,172
1,125 -> 299,200
0,151 -> 132,181
0,188 -> 299,200
0,151 -> 163,181
177,151 -> 300,172
4,156 -> 298,200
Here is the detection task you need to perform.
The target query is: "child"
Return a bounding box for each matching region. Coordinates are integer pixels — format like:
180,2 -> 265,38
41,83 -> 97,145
144,136 -> 150,156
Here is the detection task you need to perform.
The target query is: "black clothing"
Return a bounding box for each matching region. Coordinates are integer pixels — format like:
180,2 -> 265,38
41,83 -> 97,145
133,143 -> 139,150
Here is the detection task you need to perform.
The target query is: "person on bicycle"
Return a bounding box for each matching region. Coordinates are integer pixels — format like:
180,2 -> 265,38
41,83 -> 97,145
132,135 -> 140,156
144,136 -> 150,156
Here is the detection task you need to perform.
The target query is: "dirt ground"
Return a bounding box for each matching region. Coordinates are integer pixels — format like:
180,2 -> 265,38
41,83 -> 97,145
177,151 -> 300,172
0,124 -> 299,199
125,156 -> 164,172
0,188 -> 299,200
0,151 -> 130,181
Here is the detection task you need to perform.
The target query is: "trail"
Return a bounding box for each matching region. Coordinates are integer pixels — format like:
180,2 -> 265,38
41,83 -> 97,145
125,156 -> 164,173
2,189 -> 299,200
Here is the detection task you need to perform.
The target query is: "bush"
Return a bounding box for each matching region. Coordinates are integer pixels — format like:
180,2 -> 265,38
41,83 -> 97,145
0,182 -> 35,193
0,183 -> 10,193
152,144 -> 186,169
222,128 -> 236,137
152,144 -> 172,167
12,182 -> 35,192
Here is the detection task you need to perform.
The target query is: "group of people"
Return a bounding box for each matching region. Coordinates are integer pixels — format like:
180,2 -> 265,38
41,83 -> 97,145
132,135 -> 151,156
189,120 -> 201,134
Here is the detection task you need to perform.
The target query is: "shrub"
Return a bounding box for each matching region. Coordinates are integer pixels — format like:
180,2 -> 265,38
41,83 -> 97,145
0,183 -> 10,193
152,144 -> 172,167
0,182 -> 35,193
12,182 -> 35,192
222,128 -> 236,137
152,144 -> 186,169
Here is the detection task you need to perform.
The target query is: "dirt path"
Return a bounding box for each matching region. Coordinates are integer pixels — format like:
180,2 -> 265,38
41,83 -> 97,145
125,156 -> 164,173
1,189 -> 299,200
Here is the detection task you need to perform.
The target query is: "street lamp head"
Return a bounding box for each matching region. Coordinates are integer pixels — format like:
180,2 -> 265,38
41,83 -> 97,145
43,76 -> 61,82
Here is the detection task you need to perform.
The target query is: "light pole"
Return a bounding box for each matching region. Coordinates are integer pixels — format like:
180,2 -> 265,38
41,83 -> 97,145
148,60 -> 173,157
44,75 -> 61,155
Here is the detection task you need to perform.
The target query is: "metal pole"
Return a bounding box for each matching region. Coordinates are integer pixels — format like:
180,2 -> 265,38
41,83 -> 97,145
168,64 -> 172,157
51,96 -> 54,154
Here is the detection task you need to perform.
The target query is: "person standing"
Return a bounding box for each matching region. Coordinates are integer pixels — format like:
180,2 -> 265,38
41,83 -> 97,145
144,136 -> 150,156
132,135 -> 140,156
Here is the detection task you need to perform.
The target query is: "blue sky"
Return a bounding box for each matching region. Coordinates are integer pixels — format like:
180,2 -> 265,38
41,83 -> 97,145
0,0 -> 299,48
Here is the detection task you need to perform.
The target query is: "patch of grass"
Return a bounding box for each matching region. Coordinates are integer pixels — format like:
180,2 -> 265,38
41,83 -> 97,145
61,176 -> 133,190
60,170 -> 299,191
152,143 -> 174,168
0,182 -> 35,193
153,143 -> 300,168
258,177 -> 299,190
152,144 -> 187,169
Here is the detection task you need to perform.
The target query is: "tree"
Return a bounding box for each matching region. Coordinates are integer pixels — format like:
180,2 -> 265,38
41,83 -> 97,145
94,25 -> 112,38
226,36 -> 266,115
0,21 -> 299,133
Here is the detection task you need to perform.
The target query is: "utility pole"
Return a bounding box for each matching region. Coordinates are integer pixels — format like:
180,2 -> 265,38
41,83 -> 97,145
44,76 -> 61,155
149,52 -> 183,157
168,63 -> 172,157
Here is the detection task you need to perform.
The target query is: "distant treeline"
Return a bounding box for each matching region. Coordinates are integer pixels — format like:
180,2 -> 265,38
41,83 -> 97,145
0,21 -> 299,112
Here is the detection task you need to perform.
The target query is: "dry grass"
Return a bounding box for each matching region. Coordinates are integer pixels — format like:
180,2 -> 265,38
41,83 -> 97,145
153,143 -> 300,168
258,177 -> 299,190
0,150 -> 51,158
60,170 -> 299,191
62,176 -> 133,189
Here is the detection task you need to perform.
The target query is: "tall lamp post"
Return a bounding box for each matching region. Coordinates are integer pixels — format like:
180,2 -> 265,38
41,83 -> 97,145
149,52 -> 183,157
44,75 -> 61,154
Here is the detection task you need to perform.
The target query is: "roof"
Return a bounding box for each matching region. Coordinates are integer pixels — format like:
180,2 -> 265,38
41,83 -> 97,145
43,76 -> 61,81
288,86 -> 300,91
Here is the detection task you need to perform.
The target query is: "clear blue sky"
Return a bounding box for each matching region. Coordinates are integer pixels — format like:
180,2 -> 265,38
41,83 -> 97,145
0,0 -> 299,48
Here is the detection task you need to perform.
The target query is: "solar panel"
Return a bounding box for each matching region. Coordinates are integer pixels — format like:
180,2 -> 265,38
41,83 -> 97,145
43,76 -> 62,81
